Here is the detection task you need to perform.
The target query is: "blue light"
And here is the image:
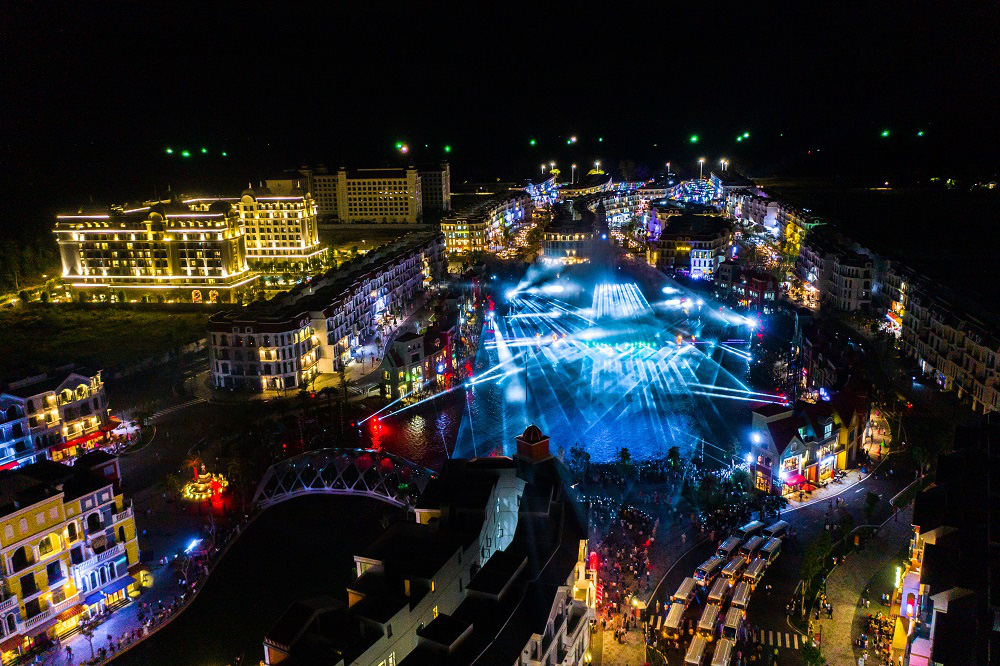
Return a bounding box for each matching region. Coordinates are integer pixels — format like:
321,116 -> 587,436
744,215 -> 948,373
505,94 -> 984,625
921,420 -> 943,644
185,538 -> 202,553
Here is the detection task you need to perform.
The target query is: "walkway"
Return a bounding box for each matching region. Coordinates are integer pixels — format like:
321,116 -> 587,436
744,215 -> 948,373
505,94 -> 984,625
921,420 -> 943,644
812,505 -> 913,665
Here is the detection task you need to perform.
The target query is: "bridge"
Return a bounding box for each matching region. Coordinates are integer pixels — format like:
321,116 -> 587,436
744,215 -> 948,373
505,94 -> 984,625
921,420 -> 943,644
252,448 -> 435,509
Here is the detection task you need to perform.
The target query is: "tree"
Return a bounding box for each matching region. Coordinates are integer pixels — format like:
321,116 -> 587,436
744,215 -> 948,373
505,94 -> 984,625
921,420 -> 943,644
800,531 -> 832,589
801,641 -> 827,666
39,291 -> 50,303
17,289 -> 29,302
864,491 -> 880,524
616,447 -> 635,479
568,446 -> 591,480
80,624 -> 96,660
666,446 -> 682,471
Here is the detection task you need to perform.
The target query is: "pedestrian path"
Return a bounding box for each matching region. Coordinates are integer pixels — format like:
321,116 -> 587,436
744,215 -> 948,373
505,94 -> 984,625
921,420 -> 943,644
813,505 -> 913,665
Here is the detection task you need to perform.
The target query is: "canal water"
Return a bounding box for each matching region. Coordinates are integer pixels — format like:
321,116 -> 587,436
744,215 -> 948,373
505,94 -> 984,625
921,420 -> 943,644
113,495 -> 403,665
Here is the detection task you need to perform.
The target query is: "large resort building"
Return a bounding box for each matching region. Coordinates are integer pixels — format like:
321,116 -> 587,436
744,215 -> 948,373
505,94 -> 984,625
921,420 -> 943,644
55,200 -> 257,303
262,426 -> 595,666
186,190 -> 325,272
208,232 -> 446,392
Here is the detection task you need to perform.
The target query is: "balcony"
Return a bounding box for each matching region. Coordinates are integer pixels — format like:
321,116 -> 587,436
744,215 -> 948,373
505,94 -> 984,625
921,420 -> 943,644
23,606 -> 54,630
0,596 -> 18,614
79,542 -> 125,570
111,506 -> 133,525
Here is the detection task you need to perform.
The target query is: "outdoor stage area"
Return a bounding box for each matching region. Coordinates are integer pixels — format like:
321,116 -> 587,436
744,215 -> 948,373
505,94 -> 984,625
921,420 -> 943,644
448,266 -> 787,464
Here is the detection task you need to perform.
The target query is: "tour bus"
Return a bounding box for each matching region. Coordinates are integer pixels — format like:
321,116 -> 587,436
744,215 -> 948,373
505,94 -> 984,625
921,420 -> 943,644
763,520 -> 790,540
685,635 -> 709,665
722,606 -> 744,641
664,601 -> 686,640
721,555 -> 747,584
672,576 -> 697,608
738,535 -> 765,562
760,537 -> 782,564
734,520 -> 765,541
697,603 -> 720,641
717,536 -> 743,560
743,557 -> 768,587
712,638 -> 735,666
731,581 -> 753,610
695,556 -> 726,586
707,576 -> 730,606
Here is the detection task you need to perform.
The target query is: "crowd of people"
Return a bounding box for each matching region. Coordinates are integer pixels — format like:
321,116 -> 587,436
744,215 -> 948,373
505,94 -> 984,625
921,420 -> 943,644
856,611 -> 896,665
592,504 -> 654,644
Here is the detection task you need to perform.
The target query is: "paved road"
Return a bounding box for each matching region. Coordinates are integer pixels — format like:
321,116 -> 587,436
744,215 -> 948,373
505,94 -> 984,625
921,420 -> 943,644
743,453 -> 915,665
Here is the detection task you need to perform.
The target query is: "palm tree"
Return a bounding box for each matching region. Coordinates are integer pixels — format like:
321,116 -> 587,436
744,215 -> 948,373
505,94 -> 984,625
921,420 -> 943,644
80,624 -> 96,660
183,455 -> 203,480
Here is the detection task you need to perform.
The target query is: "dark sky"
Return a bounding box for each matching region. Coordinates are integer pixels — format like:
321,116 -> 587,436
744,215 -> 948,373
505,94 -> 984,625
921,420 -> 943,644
2,4 -> 998,235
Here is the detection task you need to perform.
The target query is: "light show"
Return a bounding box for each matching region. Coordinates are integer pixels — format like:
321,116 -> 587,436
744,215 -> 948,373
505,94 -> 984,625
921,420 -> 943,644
448,268 -> 787,463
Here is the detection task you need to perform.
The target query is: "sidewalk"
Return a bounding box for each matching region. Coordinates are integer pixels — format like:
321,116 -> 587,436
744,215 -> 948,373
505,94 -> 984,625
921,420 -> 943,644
783,444 -> 890,514
812,505 -> 913,665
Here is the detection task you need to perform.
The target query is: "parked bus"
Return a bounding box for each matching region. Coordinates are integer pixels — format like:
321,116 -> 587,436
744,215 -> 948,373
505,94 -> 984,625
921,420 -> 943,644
685,635 -> 709,665
716,536 -> 743,560
672,576 -> 697,608
760,537 -> 781,564
664,601 -> 686,640
721,555 -> 747,584
707,576 -> 730,606
722,606 -> 744,641
743,557 -> 768,587
763,520 -> 789,540
711,638 -> 735,666
738,535 -> 765,562
697,603 -> 720,641
734,520 -> 765,541
731,581 -> 753,610
695,556 -> 726,586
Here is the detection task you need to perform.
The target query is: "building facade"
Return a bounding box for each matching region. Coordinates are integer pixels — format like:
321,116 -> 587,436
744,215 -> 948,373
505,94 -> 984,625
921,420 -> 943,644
440,191 -> 532,255
55,200 -> 257,303
209,233 -> 446,391
380,323 -> 454,400
417,163 -> 452,212
0,455 -> 141,663
231,191 -> 323,271
1,370 -> 112,469
646,214 -> 731,278
335,167 -> 423,224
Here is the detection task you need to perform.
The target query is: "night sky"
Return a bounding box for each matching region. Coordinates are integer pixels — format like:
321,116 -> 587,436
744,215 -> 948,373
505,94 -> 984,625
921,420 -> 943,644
3,5 -> 998,235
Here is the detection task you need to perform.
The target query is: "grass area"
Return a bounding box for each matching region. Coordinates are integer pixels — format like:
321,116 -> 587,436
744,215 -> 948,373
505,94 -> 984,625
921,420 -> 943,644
319,228 -> 412,253
0,306 -> 209,377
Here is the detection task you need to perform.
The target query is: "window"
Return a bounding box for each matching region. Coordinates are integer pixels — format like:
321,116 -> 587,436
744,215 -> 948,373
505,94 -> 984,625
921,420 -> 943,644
432,606 -> 439,619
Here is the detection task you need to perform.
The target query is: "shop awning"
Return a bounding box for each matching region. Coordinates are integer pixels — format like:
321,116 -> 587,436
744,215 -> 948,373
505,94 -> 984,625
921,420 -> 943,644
801,482 -> 818,492
785,472 -> 807,486
55,604 -> 85,623
84,591 -> 103,606
100,576 -> 135,597
50,429 -> 104,452
0,634 -> 21,652
0,462 -> 19,471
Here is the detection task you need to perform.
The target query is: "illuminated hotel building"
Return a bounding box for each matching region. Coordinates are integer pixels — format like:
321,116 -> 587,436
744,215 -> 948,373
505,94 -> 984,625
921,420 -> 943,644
208,232 -> 446,391
335,167 -> 423,224
186,190 -> 325,271
440,191 -> 532,255
1,370 -> 112,468
0,454 -> 141,663
55,200 -> 257,303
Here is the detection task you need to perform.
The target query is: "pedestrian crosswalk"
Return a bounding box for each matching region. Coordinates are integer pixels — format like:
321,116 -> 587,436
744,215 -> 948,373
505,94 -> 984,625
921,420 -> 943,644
751,629 -> 802,650
151,397 -> 206,422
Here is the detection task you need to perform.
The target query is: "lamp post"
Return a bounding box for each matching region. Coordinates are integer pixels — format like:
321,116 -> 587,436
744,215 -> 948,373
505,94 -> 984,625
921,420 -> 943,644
720,159 -> 728,172
699,158 -> 705,180
594,160 -> 601,174
550,161 -> 556,174
571,164 -> 577,183
541,164 -> 546,174
666,161 -> 671,175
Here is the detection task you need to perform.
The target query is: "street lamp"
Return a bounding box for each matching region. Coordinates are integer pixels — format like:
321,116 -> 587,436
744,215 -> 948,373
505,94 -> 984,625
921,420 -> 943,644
550,161 -> 556,173
666,161 -> 671,174
594,160 -> 601,173
720,158 -> 728,171
698,158 -> 705,180
571,164 -> 577,183
541,164 -> 546,174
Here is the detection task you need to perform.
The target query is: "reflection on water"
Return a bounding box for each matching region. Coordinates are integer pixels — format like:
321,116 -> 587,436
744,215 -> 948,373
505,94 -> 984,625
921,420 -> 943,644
363,392 -> 463,469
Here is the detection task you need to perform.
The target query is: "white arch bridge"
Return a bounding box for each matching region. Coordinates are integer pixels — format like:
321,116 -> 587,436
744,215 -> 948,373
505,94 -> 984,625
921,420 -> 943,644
252,448 -> 436,509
